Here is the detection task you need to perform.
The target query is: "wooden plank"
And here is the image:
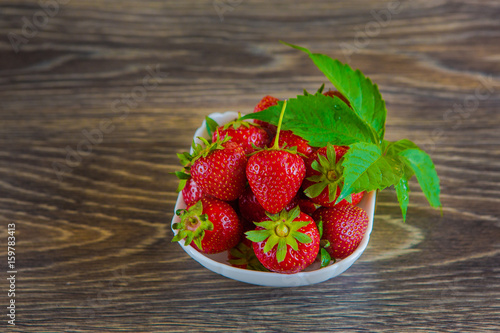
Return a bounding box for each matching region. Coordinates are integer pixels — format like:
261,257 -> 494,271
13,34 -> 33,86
0,0 -> 499,331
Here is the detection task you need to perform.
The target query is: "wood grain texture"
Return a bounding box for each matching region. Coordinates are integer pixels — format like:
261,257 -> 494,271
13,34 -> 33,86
0,0 -> 499,332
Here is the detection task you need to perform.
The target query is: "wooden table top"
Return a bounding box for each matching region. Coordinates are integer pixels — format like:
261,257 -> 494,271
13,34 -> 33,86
1,1 -> 499,332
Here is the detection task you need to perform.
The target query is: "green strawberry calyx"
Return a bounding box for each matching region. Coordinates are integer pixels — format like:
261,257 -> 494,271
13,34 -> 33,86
177,135 -> 231,167
304,143 -> 344,202
172,169 -> 191,192
315,217 -> 334,268
222,112 -> 262,131
245,206 -> 312,263
172,200 -> 214,250
228,242 -> 269,271
205,113 -> 264,138
303,83 -> 325,96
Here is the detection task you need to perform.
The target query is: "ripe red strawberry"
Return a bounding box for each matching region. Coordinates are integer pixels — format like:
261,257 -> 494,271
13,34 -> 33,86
254,95 -> 280,114
253,95 -> 279,134
304,144 -> 348,176
296,194 -> 320,216
303,144 -> 364,207
247,149 -> 304,214
324,90 -> 351,108
272,130 -> 314,159
189,138 -> 247,201
212,114 -> 269,154
246,207 -> 320,274
313,204 -> 369,259
239,186 -> 298,223
182,178 -> 206,207
172,197 -> 242,254
247,101 -> 305,213
238,187 -> 265,222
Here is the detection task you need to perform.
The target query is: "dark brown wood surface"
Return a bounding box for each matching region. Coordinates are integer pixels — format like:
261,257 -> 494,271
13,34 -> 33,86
1,0 -> 499,332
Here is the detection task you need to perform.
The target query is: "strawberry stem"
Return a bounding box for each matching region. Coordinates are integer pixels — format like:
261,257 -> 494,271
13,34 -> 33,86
272,100 -> 288,150
275,223 -> 289,237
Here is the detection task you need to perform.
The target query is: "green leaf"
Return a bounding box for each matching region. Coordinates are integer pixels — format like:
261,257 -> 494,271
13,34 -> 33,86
177,152 -> 192,167
190,200 -> 204,216
205,116 -> 219,138
311,160 -> 322,173
229,245 -> 246,259
198,136 -> 210,148
395,176 -> 410,221
184,231 -> 195,246
327,183 -> 338,202
304,181 -> 328,198
242,94 -> 379,146
318,153 -> 330,170
382,139 -> 418,221
320,248 -> 331,268
175,209 -> 186,216
289,220 -> 312,232
385,139 -> 419,156
286,206 -> 301,221
316,83 -> 325,94
245,230 -> 271,243
174,171 -> 191,180
316,218 -> 323,239
228,258 -> 247,265
176,179 -> 187,192
276,238 -> 287,262
306,174 -> 323,183
338,142 -> 403,202
303,84 -> 325,96
384,139 -> 417,179
254,220 -> 276,230
264,234 -> 280,253
201,219 -> 214,231
292,232 -> 312,244
193,236 -> 203,250
281,41 -> 387,141
286,236 -> 299,251
171,230 -> 185,243
326,143 -> 337,165
399,149 -> 441,208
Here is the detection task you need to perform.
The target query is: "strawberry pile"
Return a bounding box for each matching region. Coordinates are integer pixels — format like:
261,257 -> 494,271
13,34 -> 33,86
173,42 -> 441,275
173,95 -> 370,274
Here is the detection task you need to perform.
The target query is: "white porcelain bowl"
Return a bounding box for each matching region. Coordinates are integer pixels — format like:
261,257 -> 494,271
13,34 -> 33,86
172,112 -> 376,287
